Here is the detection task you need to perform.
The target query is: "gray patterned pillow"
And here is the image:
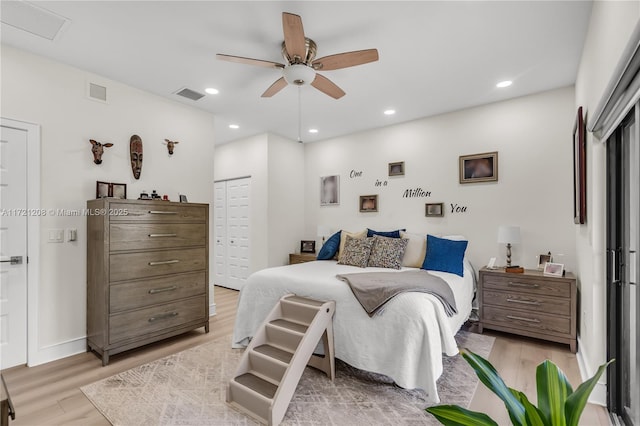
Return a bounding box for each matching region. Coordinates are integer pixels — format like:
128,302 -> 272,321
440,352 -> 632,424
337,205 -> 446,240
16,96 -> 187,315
368,235 -> 409,269
338,236 -> 374,268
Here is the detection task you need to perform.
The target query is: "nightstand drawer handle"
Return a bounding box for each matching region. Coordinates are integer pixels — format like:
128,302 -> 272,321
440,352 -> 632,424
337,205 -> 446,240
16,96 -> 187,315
148,260 -> 179,266
148,312 -> 178,322
148,210 -> 178,215
148,233 -> 177,238
506,315 -> 540,323
508,282 -> 539,288
148,285 -> 178,294
506,298 -> 541,306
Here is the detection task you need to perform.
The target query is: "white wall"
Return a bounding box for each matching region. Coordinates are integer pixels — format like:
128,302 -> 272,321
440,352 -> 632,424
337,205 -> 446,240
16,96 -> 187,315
574,0 -> 640,404
1,46 -> 216,365
213,133 -> 304,273
304,87 -> 577,273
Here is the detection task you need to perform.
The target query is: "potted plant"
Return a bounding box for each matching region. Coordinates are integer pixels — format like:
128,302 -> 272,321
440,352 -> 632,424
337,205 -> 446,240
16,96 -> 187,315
426,349 -> 612,426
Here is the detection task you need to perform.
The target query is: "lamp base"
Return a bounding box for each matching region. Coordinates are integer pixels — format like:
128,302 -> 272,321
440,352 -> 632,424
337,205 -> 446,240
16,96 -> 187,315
506,243 -> 512,267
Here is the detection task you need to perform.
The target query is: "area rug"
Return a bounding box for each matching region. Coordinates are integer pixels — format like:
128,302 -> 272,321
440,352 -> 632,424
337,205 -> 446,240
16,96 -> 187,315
81,331 -> 494,425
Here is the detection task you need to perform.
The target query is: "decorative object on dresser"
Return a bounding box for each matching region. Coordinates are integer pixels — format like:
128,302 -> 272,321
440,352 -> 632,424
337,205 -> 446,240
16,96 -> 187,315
96,181 -> 127,199
89,139 -> 113,165
130,134 -> 143,179
388,161 -> 405,176
573,106 -> 586,224
543,262 -> 564,277
478,267 -> 577,353
289,253 -> 317,265
300,240 -> 316,254
163,139 -> 179,155
537,252 -> 552,270
425,202 -> 444,217
86,198 -> 209,365
179,194 -> 188,203
359,195 -> 378,212
497,225 -> 521,267
459,151 -> 498,184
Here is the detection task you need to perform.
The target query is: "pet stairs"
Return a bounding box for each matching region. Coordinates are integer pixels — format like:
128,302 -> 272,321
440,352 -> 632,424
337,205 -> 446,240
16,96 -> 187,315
227,294 -> 336,426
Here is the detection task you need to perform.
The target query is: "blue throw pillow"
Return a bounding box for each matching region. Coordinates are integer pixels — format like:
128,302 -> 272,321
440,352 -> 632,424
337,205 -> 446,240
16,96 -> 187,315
366,228 -> 405,239
317,231 -> 341,260
422,235 -> 468,277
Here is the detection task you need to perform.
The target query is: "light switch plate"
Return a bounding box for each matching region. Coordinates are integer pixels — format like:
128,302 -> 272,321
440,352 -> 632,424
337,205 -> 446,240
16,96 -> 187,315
67,229 -> 77,242
48,229 -> 64,243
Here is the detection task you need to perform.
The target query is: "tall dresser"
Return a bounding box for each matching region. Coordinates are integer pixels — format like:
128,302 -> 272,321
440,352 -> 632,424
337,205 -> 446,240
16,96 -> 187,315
87,199 -> 209,365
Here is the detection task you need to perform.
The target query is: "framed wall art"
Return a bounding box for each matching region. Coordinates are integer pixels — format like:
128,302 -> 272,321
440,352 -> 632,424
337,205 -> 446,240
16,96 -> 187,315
459,151 -> 498,184
388,161 -> 405,176
359,195 -> 378,213
425,202 -> 444,217
573,106 -> 586,224
320,175 -> 340,206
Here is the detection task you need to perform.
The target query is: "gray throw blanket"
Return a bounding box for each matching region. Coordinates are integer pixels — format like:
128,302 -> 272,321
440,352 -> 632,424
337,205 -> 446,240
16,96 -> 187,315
336,270 -> 458,317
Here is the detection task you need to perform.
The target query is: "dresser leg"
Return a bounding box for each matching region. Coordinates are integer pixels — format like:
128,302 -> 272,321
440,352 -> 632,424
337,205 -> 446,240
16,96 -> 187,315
102,352 -> 109,367
205,322 -> 210,333
570,340 -> 577,354
478,323 -> 483,333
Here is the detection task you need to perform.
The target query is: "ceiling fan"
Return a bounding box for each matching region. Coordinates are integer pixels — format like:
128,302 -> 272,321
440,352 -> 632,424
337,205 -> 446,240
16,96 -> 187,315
216,12 -> 379,99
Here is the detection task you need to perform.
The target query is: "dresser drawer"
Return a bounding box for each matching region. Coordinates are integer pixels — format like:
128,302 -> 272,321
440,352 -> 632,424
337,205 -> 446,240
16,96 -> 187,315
483,306 -> 571,336
110,248 -> 206,282
482,274 -> 571,298
109,203 -> 206,223
109,297 -> 206,345
110,272 -> 206,313
482,290 -> 571,316
110,223 -> 206,251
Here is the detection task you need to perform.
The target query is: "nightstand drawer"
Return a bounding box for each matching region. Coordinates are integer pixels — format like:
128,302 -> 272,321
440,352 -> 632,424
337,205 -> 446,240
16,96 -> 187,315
483,306 -> 571,336
482,290 -> 571,316
482,274 -> 571,298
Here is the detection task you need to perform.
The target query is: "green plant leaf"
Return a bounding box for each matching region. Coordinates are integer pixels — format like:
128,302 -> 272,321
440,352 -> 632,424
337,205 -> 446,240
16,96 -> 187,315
426,405 -> 499,426
536,360 -> 573,426
460,349 -> 526,425
564,360 -> 614,426
510,388 -> 547,426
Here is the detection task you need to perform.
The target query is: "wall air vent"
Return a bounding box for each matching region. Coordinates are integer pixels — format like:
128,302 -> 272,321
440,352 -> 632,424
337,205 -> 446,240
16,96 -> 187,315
88,82 -> 107,102
174,87 -> 206,101
1,1 -> 69,41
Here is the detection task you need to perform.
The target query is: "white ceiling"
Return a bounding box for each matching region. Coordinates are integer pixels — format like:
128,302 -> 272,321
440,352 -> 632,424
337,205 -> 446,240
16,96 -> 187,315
1,1 -> 592,144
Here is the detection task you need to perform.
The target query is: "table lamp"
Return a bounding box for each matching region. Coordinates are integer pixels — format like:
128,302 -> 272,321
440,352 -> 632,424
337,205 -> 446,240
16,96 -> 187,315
317,225 -> 331,245
497,225 -> 521,267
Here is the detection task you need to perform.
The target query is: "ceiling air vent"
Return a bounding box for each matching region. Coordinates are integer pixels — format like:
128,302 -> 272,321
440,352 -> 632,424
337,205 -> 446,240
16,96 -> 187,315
174,87 -> 205,101
1,1 -> 69,41
88,82 -> 107,102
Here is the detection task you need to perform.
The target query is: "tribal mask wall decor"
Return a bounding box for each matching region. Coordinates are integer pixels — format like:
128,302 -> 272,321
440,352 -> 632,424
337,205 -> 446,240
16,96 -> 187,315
130,134 -> 143,179
164,139 -> 179,155
89,139 -> 113,164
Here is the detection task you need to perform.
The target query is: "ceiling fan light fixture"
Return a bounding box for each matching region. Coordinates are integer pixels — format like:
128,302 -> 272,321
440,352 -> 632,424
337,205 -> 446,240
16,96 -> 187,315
283,64 -> 316,86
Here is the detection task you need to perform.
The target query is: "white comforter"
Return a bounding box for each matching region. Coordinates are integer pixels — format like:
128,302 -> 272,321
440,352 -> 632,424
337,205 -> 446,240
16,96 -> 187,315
231,260 -> 475,403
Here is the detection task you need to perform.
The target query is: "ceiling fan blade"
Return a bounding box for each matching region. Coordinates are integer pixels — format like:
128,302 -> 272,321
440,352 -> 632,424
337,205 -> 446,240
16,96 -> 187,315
313,49 -> 379,71
261,77 -> 288,97
282,12 -> 306,61
216,54 -> 284,69
311,74 -> 345,99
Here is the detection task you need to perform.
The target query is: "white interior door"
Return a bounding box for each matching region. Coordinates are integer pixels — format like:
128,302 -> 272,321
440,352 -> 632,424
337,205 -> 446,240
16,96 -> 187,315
225,178 -> 250,290
0,125 -> 28,369
213,182 -> 227,286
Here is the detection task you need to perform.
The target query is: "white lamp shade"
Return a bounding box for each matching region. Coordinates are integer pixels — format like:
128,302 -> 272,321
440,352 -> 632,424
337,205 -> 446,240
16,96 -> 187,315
317,225 -> 331,238
497,226 -> 521,244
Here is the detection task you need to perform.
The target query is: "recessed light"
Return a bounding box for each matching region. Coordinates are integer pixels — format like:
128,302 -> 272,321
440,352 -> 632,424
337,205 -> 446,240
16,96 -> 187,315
229,124 -> 239,129
496,80 -> 512,88
205,87 -> 219,95
383,109 -> 396,115
308,128 -> 318,134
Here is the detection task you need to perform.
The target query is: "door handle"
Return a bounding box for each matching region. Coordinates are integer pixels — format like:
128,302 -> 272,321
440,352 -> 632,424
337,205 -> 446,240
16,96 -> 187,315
0,256 -> 23,265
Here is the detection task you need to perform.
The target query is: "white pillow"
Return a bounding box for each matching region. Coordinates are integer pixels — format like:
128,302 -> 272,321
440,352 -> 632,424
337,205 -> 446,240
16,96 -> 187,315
400,232 -> 427,268
338,229 -> 367,262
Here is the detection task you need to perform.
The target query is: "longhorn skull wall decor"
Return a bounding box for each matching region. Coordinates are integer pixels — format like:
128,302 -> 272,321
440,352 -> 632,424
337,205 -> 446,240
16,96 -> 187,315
164,139 -> 179,155
89,139 -> 113,164
130,134 -> 143,179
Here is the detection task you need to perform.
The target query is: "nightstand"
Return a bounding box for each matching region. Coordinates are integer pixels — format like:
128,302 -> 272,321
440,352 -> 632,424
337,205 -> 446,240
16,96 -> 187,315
478,267 -> 577,353
289,253 -> 317,265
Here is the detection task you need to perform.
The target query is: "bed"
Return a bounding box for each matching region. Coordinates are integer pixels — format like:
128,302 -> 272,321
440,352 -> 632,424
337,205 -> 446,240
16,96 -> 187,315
231,259 -> 475,403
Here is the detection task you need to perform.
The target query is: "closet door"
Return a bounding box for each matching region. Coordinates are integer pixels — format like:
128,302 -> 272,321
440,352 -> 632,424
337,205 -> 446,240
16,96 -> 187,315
226,178 -> 251,290
213,182 -> 227,286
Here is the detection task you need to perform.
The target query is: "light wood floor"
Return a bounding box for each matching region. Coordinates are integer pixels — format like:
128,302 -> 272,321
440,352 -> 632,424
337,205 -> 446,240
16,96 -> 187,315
2,286 -> 609,425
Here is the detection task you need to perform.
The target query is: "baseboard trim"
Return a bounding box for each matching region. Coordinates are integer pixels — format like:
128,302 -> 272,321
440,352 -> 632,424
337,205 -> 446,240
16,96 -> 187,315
28,336 -> 87,367
209,303 -> 217,317
576,336 -> 607,406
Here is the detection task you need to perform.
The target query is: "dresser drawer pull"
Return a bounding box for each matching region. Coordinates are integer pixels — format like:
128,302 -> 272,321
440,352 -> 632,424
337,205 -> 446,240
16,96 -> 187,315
148,233 -> 177,238
508,282 -> 539,288
506,315 -> 540,323
148,312 -> 179,322
148,210 -> 177,215
506,298 -> 541,306
148,260 -> 180,266
148,285 -> 178,294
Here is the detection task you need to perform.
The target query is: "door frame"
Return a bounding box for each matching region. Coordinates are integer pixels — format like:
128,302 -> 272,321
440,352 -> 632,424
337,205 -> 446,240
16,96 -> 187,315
1,118 -> 41,367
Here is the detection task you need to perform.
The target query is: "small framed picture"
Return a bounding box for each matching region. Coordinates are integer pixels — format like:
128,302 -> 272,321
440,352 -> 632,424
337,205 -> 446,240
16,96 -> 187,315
543,262 -> 564,277
320,175 -> 340,206
425,202 -> 444,217
459,151 -> 498,184
111,183 -> 127,200
359,195 -> 378,213
300,240 -> 316,254
537,253 -> 553,270
96,181 -> 110,198
179,194 -> 188,203
388,161 -> 405,177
